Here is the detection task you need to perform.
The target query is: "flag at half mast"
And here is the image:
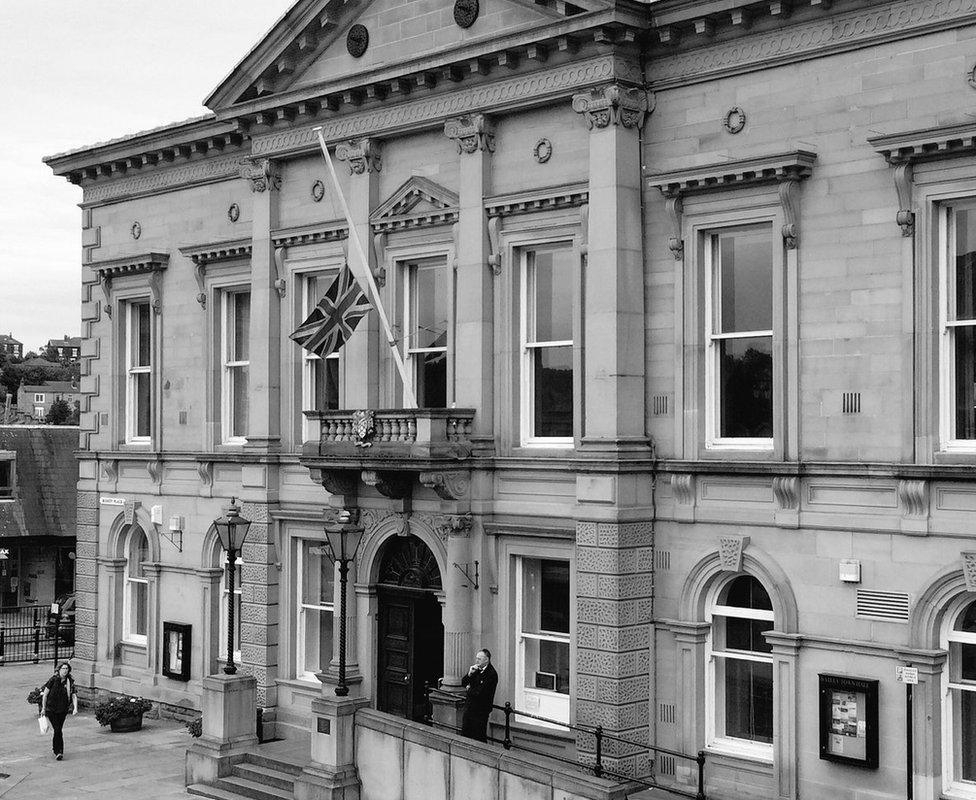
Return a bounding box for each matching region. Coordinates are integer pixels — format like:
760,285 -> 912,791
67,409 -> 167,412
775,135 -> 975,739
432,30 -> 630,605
289,264 -> 370,358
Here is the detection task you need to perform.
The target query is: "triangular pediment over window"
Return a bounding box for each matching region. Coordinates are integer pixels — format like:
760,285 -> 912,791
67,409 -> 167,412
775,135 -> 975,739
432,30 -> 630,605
372,176 -> 459,226
206,0 -> 605,110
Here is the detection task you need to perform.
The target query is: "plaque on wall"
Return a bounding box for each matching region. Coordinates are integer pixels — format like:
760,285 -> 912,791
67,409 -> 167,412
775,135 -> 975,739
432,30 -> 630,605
818,674 -> 879,768
162,621 -> 191,682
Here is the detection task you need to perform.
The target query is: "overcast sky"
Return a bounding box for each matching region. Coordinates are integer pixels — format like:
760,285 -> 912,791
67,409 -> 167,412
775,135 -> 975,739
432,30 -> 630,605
0,1 -> 291,353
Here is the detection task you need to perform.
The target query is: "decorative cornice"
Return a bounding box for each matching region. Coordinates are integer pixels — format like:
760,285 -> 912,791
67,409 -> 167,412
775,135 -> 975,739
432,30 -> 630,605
179,238 -> 252,266
336,138 -> 382,174
270,221 -> 348,249
82,154 -> 245,205
249,56 -> 639,158
93,252 -> 170,317
869,122 -> 976,165
572,83 -> 650,130
649,0 -> 976,89
646,150 -> 817,197
240,158 -> 282,192
444,114 -> 495,154
484,183 -> 589,218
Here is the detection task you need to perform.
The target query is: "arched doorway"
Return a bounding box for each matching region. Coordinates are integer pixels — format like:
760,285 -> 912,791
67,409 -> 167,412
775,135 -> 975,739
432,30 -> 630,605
375,535 -> 444,722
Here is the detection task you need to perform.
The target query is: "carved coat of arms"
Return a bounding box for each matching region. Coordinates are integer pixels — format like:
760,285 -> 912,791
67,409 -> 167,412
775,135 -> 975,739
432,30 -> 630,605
352,410 -> 375,448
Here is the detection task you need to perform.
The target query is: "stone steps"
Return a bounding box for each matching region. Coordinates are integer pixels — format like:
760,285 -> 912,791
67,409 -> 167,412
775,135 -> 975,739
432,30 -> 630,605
187,751 -> 301,800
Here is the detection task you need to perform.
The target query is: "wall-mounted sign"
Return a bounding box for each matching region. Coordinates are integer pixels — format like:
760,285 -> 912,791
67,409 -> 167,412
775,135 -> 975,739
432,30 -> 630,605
0,548 -> 8,559
99,497 -> 125,506
162,622 -> 191,682
896,665 -> 918,684
819,674 -> 879,768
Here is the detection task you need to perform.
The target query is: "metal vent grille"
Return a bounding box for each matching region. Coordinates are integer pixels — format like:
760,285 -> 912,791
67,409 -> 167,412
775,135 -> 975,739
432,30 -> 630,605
658,755 -> 676,777
856,590 -> 910,622
842,392 -> 862,414
652,394 -> 670,416
655,550 -> 671,571
659,703 -> 675,724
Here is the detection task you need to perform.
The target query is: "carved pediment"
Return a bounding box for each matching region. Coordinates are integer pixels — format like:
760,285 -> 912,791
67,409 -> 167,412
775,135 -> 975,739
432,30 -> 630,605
370,176 -> 459,233
205,0 -> 601,112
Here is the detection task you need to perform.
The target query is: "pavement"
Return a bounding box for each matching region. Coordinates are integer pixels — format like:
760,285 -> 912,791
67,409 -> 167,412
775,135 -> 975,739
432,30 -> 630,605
0,661 -> 192,799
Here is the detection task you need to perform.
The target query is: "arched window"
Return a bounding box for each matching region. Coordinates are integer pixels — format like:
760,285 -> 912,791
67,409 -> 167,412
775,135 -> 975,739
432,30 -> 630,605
944,597 -> 976,794
708,574 -> 774,754
123,527 -> 149,644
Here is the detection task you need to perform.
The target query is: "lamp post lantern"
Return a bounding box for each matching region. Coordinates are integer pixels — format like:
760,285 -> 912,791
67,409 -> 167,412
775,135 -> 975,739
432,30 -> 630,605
212,497 -> 251,675
322,508 -> 364,696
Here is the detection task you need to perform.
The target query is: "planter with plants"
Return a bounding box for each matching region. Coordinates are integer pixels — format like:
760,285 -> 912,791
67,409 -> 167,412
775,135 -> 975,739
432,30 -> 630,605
93,696 -> 153,732
26,686 -> 43,714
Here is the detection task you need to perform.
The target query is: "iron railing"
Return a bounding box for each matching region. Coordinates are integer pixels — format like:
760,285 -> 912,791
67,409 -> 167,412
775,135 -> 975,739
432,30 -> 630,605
423,683 -> 706,800
0,604 -> 74,665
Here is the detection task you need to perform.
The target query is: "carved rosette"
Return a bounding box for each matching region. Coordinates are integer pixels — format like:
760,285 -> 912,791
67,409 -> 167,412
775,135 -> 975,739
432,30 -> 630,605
718,536 -> 749,572
419,471 -> 470,501
336,139 -> 382,174
572,84 -> 650,130
239,158 -> 282,192
444,114 -> 495,154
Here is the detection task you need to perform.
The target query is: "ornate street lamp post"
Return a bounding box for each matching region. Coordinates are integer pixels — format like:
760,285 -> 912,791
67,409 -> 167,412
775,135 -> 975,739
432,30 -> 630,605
321,509 -> 364,696
212,498 -> 251,675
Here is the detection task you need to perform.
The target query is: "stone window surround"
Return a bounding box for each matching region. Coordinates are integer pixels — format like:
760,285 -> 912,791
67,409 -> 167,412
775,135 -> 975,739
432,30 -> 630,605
116,292 -> 155,449
218,287 -> 252,447
496,537 -> 577,735
205,269 -> 252,452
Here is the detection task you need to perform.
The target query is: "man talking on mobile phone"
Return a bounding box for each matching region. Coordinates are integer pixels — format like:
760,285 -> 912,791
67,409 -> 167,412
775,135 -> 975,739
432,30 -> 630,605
461,648 -> 498,742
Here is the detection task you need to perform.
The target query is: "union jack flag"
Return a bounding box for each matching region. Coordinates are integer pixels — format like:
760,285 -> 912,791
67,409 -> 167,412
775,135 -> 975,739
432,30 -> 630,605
289,264 -> 371,358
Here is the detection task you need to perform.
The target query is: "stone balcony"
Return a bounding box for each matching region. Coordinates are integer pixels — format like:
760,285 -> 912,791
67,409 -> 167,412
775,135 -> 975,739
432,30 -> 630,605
302,408 -> 476,466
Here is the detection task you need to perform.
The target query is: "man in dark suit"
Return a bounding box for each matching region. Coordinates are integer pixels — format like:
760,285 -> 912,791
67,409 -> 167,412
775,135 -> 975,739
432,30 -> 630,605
461,648 -> 498,742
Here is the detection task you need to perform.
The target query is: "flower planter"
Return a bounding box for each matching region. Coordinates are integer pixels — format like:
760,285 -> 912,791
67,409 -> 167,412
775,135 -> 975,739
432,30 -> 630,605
109,714 -> 143,733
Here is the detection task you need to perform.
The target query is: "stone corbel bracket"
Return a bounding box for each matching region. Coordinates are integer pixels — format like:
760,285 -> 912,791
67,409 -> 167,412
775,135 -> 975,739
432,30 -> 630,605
146,457 -> 162,487
91,253 -> 170,318
419,470 -> 470,501
240,158 -> 282,192
898,478 -> 929,535
179,238 -> 253,309
671,473 -> 695,523
572,84 -> 651,130
486,215 -> 502,275
311,467 -> 360,498
646,150 -> 816,254
772,475 -> 799,529
336,138 -> 381,174
869,123 -> 976,237
372,231 -> 388,287
444,114 -> 495,154
361,469 -> 412,499
272,246 -> 287,298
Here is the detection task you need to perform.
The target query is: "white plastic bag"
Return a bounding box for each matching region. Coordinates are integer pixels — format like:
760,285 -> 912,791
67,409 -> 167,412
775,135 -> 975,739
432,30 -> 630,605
37,715 -> 49,735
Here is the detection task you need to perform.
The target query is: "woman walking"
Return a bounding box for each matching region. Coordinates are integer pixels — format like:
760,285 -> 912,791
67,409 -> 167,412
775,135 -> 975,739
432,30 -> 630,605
39,662 -> 78,760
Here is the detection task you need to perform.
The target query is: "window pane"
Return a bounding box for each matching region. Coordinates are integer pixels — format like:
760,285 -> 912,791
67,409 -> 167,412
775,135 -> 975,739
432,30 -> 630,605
725,617 -> 774,654
717,229 -> 772,333
523,638 -> 570,695
136,303 -> 151,366
232,367 -> 248,437
723,658 -> 773,743
533,346 -> 573,437
303,546 -> 335,605
957,601 -> 976,633
129,530 -> 148,577
136,372 -> 151,437
724,576 -> 773,611
302,607 -> 334,675
955,208 -> 976,321
132,581 -> 147,637
233,293 -> 250,361
954,326 -> 976,440
313,358 -> 340,411
531,249 -> 573,343
417,350 -> 447,408
414,264 -> 449,350
719,336 -> 772,438
540,560 -> 570,633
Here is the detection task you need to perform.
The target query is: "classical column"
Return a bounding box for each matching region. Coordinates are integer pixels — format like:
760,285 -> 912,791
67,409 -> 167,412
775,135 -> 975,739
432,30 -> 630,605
441,525 -> 474,689
572,84 -> 649,450
445,114 -> 494,437
575,519 -> 654,778
669,621 -> 709,790
336,139 -> 380,409
242,158 -> 282,451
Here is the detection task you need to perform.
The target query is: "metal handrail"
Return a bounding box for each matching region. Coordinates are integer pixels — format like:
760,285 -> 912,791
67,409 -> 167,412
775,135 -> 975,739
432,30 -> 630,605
423,683 -> 706,800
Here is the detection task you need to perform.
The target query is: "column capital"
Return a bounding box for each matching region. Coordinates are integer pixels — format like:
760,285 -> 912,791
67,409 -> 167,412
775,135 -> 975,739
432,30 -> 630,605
239,158 -> 282,192
335,138 -> 382,174
444,114 -> 495,154
572,84 -> 651,130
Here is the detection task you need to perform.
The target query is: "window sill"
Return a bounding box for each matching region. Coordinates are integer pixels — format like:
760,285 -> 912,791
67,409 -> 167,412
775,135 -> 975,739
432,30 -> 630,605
706,740 -> 774,768
120,638 -> 147,651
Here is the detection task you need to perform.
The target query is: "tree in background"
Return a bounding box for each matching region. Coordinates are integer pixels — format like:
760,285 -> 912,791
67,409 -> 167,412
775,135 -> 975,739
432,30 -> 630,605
45,398 -> 71,425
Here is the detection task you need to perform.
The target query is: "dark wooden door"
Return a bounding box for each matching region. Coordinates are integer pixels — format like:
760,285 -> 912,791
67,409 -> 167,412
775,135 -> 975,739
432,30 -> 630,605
377,588 -> 444,721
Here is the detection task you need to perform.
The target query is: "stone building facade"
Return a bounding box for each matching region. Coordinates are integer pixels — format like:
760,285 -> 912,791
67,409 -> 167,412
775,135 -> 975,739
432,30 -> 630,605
44,1 -> 976,798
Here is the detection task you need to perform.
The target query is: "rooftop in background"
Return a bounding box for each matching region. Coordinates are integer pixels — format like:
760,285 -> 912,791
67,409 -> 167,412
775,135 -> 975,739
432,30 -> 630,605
18,382 -> 79,395
0,334 -> 23,346
17,356 -> 68,370
0,425 -> 77,541
46,336 -> 82,349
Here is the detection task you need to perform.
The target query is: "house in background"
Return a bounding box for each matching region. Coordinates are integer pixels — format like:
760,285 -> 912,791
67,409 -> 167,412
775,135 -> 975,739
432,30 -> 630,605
0,334 -> 23,360
0,426 -> 76,609
16,382 -> 80,420
45,336 -> 83,363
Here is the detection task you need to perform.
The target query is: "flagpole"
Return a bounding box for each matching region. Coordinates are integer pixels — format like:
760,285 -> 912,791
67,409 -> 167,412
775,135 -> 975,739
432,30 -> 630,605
313,127 -> 417,409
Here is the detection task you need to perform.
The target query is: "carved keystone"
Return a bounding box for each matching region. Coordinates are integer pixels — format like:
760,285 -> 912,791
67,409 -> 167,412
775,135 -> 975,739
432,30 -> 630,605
963,552 -> 976,593
718,536 -> 749,572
